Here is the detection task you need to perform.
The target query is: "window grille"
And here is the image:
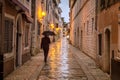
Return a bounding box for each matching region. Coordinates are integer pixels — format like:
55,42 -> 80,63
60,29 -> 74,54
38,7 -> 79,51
4,18 -> 13,53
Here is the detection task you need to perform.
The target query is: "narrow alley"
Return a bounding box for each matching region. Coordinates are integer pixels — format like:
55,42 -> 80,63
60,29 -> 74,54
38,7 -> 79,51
1,0 -> 120,80
37,37 -> 109,80
37,38 -> 87,80
4,37 -> 110,80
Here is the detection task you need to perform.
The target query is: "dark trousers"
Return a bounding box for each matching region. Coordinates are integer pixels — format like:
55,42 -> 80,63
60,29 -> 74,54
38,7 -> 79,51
43,48 -> 49,63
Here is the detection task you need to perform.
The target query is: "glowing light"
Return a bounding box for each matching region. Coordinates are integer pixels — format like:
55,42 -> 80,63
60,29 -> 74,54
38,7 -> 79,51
37,7 -> 46,21
50,24 -> 55,29
42,12 -> 46,17
56,28 -> 59,32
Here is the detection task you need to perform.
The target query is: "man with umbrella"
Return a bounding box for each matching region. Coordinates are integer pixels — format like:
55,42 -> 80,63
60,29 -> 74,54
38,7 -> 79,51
42,30 -> 56,42
41,33 -> 51,63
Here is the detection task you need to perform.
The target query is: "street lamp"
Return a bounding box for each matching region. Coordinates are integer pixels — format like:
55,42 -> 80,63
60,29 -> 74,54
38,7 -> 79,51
38,9 -> 46,21
42,12 -> 46,17
50,23 -> 55,30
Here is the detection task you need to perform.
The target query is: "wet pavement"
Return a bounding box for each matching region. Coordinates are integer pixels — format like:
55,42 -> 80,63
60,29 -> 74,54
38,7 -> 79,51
37,38 -> 87,80
4,37 -> 110,80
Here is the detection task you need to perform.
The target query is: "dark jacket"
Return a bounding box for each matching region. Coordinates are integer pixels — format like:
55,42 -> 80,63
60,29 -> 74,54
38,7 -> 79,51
41,36 -> 50,49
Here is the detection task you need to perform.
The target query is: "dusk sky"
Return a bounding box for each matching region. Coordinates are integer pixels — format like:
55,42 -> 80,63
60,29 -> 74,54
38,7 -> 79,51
59,0 -> 70,23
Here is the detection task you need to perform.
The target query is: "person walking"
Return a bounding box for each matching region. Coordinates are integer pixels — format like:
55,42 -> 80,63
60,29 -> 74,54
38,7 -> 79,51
41,34 -> 51,63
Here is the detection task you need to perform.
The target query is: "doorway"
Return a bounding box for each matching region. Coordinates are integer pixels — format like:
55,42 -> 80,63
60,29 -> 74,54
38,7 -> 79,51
105,29 -> 110,74
16,17 -> 22,67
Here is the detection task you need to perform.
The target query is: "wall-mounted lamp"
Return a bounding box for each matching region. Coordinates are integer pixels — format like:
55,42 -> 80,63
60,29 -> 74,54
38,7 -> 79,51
50,23 -> 55,29
42,11 -> 46,17
38,10 -> 46,21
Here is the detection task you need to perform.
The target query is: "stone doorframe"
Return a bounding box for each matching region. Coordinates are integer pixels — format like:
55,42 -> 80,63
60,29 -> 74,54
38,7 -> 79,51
103,26 -> 111,74
15,13 -> 23,67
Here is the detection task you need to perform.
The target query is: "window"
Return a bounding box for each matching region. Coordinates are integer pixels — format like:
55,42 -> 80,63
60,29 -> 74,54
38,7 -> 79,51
100,0 -> 105,10
4,18 -> 13,53
31,0 -> 35,18
98,34 -> 102,56
87,21 -> 89,35
25,26 -> 29,47
92,18 -> 94,33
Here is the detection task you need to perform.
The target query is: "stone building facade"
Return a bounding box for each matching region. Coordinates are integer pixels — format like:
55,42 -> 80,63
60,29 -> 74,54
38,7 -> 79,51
45,0 -> 62,41
3,0 -> 33,77
69,0 -> 120,78
0,0 -> 63,78
69,0 -> 97,60
97,0 -> 120,76
30,0 -> 45,55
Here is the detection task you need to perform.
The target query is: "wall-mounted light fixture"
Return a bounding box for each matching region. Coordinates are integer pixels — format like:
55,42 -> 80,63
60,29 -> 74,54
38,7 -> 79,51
50,23 -> 55,29
42,11 -> 46,17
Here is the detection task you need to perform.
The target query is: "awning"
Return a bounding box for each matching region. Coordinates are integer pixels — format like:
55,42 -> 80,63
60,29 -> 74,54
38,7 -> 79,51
22,12 -> 33,23
12,0 -> 29,12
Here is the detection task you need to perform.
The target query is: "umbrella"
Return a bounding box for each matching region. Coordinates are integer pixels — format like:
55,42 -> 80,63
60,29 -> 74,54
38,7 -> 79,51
42,31 -> 55,36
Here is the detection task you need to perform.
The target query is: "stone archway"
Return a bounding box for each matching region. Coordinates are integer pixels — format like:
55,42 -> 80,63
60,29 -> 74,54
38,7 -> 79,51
15,14 -> 22,67
105,29 -> 110,74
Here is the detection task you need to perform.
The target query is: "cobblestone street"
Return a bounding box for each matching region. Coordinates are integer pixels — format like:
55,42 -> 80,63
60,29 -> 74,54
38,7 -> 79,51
37,38 -> 87,80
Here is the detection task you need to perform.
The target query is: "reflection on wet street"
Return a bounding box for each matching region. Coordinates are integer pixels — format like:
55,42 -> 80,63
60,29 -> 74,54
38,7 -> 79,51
37,38 -> 87,80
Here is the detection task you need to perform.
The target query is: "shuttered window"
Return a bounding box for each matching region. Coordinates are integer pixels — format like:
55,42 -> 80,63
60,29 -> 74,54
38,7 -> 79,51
4,18 -> 13,53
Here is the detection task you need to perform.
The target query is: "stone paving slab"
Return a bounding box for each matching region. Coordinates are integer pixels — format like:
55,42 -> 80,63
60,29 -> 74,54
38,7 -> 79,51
69,44 -> 110,80
4,53 -> 45,80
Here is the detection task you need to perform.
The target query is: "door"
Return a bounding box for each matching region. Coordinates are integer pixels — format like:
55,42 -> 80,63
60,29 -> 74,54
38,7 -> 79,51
16,18 -> 22,67
105,29 -> 110,74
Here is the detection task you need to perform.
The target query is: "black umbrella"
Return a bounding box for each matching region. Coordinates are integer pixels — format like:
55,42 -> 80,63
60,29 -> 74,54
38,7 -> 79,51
42,31 -> 55,36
